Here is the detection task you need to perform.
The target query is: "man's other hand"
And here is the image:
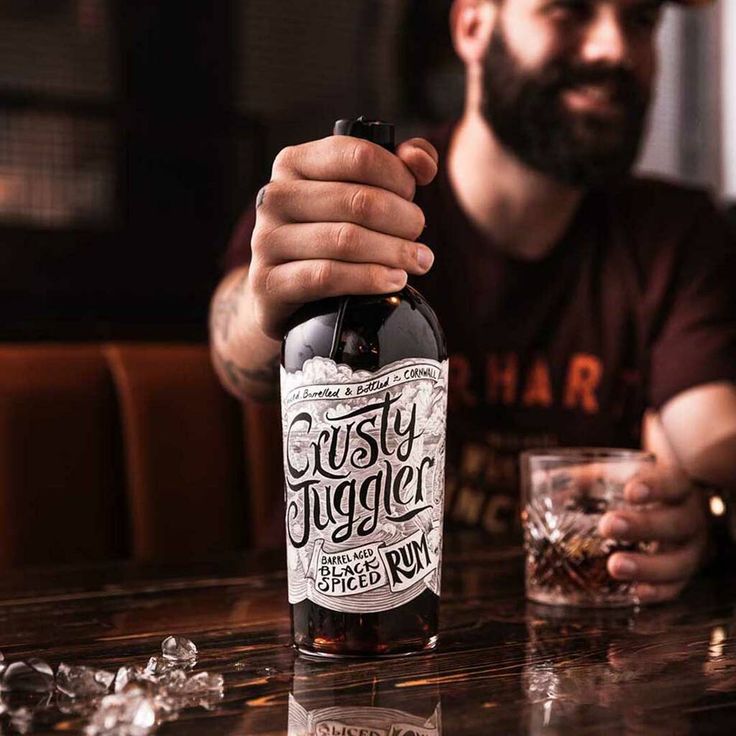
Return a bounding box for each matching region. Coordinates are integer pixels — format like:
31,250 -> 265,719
599,412 -> 709,603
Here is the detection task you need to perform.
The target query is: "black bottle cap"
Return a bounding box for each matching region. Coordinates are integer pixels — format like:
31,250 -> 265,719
333,116 -> 395,153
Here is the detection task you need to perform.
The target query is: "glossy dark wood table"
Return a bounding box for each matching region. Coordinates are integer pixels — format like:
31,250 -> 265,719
1,532 -> 735,735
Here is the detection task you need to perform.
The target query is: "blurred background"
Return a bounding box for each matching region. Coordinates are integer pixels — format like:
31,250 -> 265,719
0,0 -> 733,568
0,0 -> 733,340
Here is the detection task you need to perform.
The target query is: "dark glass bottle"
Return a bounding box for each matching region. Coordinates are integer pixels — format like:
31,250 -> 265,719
280,118 -> 448,658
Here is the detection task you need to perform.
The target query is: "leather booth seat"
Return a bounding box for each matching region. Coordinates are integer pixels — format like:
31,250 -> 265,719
0,343 -> 283,568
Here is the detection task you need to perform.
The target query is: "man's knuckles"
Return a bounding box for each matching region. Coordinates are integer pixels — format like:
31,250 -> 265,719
334,222 -> 363,259
251,180 -> 291,222
271,134 -> 433,200
347,140 -> 416,200
347,140 -> 383,182
309,260 -> 336,293
333,224 -> 409,269
248,261 -> 276,300
347,186 -> 380,223
342,187 -> 423,238
330,224 -> 409,270
250,220 -> 281,261
271,145 -> 298,178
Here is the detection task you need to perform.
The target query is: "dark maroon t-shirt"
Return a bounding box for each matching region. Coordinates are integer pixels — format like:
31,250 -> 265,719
225,126 -> 736,540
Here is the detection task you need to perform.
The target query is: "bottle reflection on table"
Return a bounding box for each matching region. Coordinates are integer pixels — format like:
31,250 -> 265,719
288,658 -> 441,736
288,696 -> 442,736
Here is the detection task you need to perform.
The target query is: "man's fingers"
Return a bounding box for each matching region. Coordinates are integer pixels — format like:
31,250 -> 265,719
401,137 -> 439,166
634,411 -> 691,504
633,582 -> 686,604
607,541 -> 703,584
599,502 -> 700,544
271,137 -> 419,201
253,222 -> 433,276
256,180 -> 425,242
256,259 -> 408,306
623,464 -> 692,506
397,138 -> 439,186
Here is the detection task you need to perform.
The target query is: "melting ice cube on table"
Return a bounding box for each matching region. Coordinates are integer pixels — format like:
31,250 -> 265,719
0,660 -> 55,693
161,636 -> 197,665
56,663 -> 114,698
182,672 -> 224,695
144,657 -> 175,679
85,692 -> 157,736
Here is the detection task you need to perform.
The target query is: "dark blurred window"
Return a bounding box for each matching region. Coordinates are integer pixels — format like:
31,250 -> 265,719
0,0 -> 115,229
0,111 -> 114,228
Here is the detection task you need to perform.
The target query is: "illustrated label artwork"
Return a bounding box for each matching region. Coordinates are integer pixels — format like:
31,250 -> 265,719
281,356 -> 448,613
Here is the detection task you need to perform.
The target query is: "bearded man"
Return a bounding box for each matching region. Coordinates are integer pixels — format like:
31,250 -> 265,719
210,0 -> 736,601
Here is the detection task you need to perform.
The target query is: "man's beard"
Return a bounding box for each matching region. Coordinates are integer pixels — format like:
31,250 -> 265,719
482,26 -> 650,187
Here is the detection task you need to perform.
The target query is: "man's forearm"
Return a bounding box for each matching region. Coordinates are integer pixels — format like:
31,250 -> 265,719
659,382 -> 736,494
209,266 -> 281,401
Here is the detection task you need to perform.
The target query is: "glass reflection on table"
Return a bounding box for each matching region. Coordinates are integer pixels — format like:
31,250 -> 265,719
521,601 -> 734,736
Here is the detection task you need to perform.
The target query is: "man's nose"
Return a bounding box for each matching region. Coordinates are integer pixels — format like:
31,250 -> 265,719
579,8 -> 630,67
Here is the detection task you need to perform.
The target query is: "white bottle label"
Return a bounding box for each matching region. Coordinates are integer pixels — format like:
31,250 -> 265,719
281,356 -> 448,613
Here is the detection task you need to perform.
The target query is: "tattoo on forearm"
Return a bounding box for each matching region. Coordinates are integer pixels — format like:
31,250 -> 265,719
213,347 -> 279,398
211,272 -> 247,342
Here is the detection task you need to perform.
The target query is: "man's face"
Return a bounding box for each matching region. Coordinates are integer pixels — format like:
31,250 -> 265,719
481,0 -> 662,186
